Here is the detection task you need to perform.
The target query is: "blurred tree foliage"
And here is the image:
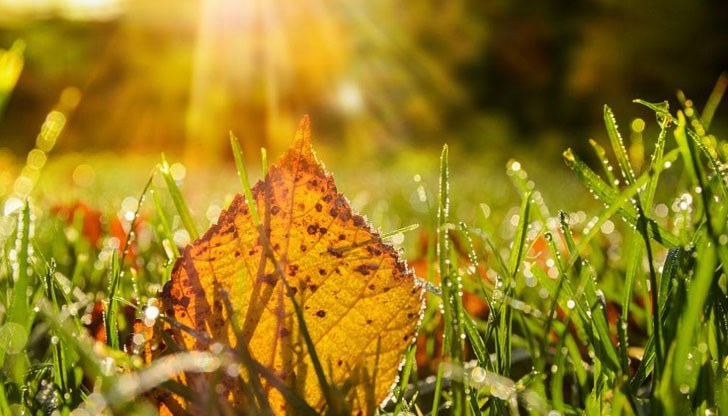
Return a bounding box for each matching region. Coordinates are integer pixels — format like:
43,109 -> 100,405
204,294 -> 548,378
0,0 -> 726,162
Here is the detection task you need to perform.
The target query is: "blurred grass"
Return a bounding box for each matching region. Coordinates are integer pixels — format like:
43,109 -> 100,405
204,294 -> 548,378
15,141 -> 590,262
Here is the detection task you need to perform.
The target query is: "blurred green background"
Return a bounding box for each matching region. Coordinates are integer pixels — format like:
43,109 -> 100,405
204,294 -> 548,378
1,0 -> 727,227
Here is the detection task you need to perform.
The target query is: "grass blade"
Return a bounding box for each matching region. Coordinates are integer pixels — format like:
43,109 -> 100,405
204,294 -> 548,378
105,249 -> 121,350
151,183 -> 180,259
230,132 -> 261,227
509,191 -> 531,277
670,241 -> 717,391
393,345 -> 417,414
0,201 -> 32,370
604,105 -> 637,185
568,171 -> 650,266
433,144 -> 467,414
701,72 -> 727,130
563,148 -> 679,247
160,155 -> 199,240
5,201 -> 31,326
686,128 -> 728,199
589,138 -> 619,188
559,214 -> 621,374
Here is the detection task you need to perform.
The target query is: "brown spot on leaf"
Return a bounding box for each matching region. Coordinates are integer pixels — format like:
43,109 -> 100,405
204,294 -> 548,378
356,265 -> 371,276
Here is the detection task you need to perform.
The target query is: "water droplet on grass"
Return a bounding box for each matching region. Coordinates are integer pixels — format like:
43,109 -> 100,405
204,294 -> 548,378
145,305 -> 160,321
101,357 -> 116,376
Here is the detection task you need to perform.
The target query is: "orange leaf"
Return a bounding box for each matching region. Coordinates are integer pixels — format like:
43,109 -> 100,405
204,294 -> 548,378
156,117 -> 424,415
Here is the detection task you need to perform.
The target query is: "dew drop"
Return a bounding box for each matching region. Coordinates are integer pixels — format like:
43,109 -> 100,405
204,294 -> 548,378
101,357 -> 115,376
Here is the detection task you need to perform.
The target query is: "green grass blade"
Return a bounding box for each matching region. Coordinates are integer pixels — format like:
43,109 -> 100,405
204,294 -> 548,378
671,242 -> 717,391
701,72 -> 727,130
563,148 -> 679,247
42,260 -> 70,392
230,132 -> 261,228
589,138 -> 619,188
560,214 -> 621,373
674,111 -> 700,187
291,294 -> 340,413
582,261 -> 622,373
463,312 -> 491,371
509,191 -> 531,277
550,317 -> 572,412
5,201 -> 31,326
105,249 -> 121,350
218,287 -> 276,415
636,207 -> 664,383
633,99 -> 674,129
433,144 -> 467,414
151,183 -> 180,259
604,105 -> 637,185
567,172 -> 650,266
0,201 -> 31,370
381,223 -> 420,240
393,345 -> 417,414
160,155 -> 199,240
634,100 -> 671,208
37,298 -> 106,381
458,221 -> 499,392
686,128 -> 728,199
630,247 -> 690,392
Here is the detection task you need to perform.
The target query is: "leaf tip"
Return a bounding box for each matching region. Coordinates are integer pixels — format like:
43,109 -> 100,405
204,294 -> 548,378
292,115 -> 314,156
563,148 -> 575,162
298,114 -> 311,138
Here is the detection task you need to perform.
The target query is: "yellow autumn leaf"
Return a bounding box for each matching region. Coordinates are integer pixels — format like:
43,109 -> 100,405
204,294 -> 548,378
153,117 -> 425,415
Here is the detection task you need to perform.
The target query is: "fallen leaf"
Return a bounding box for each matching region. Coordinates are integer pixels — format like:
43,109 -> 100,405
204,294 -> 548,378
156,116 -> 424,415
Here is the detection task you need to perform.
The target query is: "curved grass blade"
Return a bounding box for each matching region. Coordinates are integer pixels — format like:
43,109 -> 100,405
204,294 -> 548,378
633,100 -> 674,129
563,148 -> 679,248
567,171 -> 650,266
